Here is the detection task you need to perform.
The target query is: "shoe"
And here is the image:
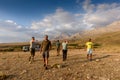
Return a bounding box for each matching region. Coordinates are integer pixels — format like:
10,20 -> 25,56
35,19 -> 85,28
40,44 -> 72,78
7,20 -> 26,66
45,66 -> 48,70
44,64 -> 46,67
90,59 -> 92,61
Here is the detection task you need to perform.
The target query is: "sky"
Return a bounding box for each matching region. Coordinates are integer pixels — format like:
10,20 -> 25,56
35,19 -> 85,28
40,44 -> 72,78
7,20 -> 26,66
0,0 -> 120,43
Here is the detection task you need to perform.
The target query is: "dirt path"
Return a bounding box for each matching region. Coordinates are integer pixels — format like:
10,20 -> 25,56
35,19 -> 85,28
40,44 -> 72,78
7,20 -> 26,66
0,50 -> 120,80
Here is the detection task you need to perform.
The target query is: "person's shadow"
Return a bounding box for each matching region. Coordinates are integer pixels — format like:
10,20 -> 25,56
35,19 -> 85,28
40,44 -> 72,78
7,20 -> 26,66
92,55 -> 111,61
65,54 -> 111,65
0,74 -> 16,80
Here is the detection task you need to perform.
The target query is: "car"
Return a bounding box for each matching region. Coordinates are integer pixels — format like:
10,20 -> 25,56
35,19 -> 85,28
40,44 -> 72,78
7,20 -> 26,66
35,45 -> 40,51
22,46 -> 29,52
22,45 -> 40,52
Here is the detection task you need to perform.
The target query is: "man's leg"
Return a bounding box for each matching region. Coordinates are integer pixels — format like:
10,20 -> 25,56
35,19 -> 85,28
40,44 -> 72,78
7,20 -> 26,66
57,49 -> 59,56
63,50 -> 65,61
31,49 -> 35,62
90,54 -> 92,61
45,52 -> 49,70
43,53 -> 46,67
43,58 -> 46,66
45,58 -> 48,66
58,48 -> 60,56
87,54 -> 89,60
29,48 -> 32,61
64,50 -> 67,61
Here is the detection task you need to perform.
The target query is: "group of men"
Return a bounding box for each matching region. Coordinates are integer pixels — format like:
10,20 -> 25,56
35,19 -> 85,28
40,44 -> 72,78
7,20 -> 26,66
29,35 -> 93,70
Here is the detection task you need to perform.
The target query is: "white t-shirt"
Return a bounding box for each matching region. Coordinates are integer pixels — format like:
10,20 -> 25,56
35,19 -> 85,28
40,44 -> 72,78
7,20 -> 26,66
62,42 -> 68,50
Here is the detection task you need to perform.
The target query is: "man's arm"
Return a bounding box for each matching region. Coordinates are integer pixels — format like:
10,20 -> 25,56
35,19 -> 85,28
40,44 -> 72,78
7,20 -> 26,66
40,42 -> 43,53
49,41 -> 52,51
85,43 -> 87,51
92,42 -> 95,51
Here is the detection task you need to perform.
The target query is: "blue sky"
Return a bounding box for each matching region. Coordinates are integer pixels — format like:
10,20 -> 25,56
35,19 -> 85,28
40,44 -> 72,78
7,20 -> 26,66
0,0 -> 79,25
0,0 -> 120,43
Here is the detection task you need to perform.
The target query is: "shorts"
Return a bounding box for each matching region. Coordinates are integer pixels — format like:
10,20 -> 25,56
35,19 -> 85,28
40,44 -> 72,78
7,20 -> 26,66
87,49 -> 92,54
30,48 -> 35,56
42,51 -> 49,58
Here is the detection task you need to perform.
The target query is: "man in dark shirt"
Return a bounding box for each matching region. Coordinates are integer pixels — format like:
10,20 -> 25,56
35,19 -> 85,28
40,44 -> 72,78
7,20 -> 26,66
40,35 -> 52,70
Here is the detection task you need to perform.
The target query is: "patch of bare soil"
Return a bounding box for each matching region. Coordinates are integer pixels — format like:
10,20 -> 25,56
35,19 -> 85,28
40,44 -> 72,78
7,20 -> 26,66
0,49 -> 120,80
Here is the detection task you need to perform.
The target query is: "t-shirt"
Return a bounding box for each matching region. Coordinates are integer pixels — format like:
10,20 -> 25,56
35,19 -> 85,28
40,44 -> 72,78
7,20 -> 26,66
30,40 -> 36,49
62,42 -> 68,50
41,40 -> 51,52
56,42 -> 60,49
86,42 -> 93,49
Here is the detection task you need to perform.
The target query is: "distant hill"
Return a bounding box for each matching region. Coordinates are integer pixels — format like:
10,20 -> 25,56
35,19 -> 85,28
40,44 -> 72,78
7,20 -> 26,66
94,31 -> 120,46
70,21 -> 120,39
0,21 -> 120,51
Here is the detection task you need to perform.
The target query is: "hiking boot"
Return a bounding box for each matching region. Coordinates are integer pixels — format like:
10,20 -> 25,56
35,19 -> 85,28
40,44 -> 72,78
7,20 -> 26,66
90,59 -> 92,61
45,66 -> 48,70
44,64 -> 46,67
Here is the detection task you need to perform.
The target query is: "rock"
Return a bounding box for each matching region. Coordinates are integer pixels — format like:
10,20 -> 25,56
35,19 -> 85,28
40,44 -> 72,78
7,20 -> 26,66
96,59 -> 100,62
86,74 -> 91,79
2,57 -> 6,60
93,76 -> 98,79
59,77 -> 63,80
57,64 -> 61,68
75,72 -> 79,75
99,77 -> 110,80
67,68 -> 71,71
82,64 -> 86,67
0,71 -> 7,80
100,63 -> 105,65
73,77 -> 76,80
114,59 -> 119,61
20,70 -> 27,75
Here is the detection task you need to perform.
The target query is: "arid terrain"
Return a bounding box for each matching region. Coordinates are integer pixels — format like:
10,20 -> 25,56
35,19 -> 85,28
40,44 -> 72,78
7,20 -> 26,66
0,49 -> 120,80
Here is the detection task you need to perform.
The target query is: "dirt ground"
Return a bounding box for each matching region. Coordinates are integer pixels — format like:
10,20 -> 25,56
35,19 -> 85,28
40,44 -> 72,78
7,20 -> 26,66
0,49 -> 120,80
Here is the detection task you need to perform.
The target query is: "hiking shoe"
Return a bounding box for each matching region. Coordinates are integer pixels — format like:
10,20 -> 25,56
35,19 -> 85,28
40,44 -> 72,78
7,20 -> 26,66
45,66 -> 48,70
44,64 -> 46,67
90,59 -> 92,61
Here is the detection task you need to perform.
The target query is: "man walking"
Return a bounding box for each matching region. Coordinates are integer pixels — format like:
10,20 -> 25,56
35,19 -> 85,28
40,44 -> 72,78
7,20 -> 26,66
56,40 -> 61,56
29,37 -> 36,63
40,35 -> 52,70
62,40 -> 68,61
85,38 -> 94,61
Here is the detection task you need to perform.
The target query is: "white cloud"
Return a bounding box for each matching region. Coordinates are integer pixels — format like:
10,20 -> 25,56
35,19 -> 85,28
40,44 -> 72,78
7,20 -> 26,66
0,0 -> 120,43
31,1 -> 120,39
0,20 -> 33,43
82,0 -> 95,12
31,8 -> 88,38
83,1 -> 120,27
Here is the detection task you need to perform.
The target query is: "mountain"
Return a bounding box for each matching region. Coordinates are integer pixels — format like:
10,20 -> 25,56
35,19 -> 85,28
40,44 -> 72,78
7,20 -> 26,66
69,21 -> 120,39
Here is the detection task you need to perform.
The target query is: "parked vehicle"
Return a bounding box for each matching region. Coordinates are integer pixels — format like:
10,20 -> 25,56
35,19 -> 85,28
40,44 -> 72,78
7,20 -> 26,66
22,46 -> 29,52
22,45 -> 40,52
35,45 -> 40,51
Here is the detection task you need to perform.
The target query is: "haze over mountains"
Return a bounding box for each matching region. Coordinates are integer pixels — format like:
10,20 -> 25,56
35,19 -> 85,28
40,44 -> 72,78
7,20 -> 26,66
54,21 -> 120,40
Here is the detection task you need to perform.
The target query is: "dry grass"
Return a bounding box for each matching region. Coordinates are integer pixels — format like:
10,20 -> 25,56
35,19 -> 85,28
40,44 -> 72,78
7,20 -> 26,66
0,50 -> 120,80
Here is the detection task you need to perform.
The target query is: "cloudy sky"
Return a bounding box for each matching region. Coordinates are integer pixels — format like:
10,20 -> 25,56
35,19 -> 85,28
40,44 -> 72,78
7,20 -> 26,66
0,0 -> 120,43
